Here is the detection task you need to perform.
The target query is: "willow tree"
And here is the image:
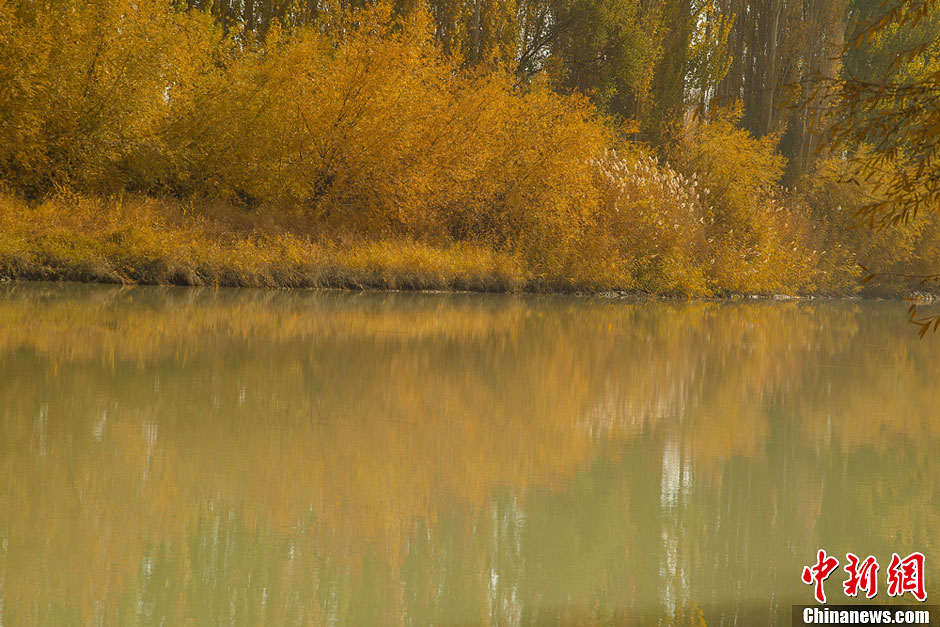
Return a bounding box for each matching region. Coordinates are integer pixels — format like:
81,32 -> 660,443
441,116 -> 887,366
812,0 -> 940,332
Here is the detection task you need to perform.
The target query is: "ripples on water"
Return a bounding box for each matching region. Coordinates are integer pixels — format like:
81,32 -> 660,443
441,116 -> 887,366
0,283 -> 937,626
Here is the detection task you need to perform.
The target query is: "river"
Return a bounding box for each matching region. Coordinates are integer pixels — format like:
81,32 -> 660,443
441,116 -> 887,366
0,283 -> 937,625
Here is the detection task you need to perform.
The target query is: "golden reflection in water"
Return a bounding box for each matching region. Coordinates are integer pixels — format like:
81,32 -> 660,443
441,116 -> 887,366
0,284 -> 937,626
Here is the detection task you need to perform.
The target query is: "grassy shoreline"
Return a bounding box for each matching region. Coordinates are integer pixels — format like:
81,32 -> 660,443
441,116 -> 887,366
0,192 -> 930,298
0,193 -> 534,292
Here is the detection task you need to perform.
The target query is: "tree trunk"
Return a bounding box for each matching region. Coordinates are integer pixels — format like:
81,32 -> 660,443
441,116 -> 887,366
471,0 -> 482,64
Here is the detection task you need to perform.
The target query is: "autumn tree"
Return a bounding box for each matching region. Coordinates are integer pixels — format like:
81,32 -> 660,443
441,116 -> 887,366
810,0 -> 940,330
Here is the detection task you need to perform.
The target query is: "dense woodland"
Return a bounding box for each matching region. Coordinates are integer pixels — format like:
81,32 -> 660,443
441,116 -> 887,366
1,0 -> 939,295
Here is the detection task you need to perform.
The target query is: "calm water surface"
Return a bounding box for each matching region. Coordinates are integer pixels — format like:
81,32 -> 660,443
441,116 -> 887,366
0,283 -> 938,626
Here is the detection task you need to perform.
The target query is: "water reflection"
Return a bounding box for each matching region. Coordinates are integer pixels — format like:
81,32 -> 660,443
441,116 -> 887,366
0,284 -> 937,625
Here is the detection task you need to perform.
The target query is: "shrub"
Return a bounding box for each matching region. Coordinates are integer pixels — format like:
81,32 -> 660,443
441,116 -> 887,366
671,108 -> 820,294
591,149 -> 710,294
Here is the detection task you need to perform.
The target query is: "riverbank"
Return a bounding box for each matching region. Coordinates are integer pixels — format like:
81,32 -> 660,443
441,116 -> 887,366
0,193 -> 530,292
2,192 -> 934,298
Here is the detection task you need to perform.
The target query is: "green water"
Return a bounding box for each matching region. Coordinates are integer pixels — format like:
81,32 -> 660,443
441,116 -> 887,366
0,283 -> 937,626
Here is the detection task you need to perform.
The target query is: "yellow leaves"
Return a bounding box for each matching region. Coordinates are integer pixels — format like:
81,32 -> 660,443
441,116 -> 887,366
0,191 -> 533,290
688,3 -> 735,94
0,0 -> 611,283
0,0 -> 227,195
3,0 -> 939,297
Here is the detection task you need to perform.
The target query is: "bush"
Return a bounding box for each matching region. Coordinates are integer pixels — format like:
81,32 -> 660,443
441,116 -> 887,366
800,155 -> 940,295
591,149 -> 710,294
671,108 -> 820,294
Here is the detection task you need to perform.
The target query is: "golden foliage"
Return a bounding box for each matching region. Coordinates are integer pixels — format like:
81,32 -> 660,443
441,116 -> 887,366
1,1 -> 938,295
0,193 -> 528,290
0,0 -> 219,194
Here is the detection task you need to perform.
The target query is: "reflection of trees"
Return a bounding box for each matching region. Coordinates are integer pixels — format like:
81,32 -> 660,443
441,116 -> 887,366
644,304 -> 940,626
0,285 -> 937,625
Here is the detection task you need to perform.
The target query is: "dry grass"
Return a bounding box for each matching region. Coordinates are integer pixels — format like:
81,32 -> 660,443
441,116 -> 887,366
0,193 -> 529,291
1,192 -> 935,296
